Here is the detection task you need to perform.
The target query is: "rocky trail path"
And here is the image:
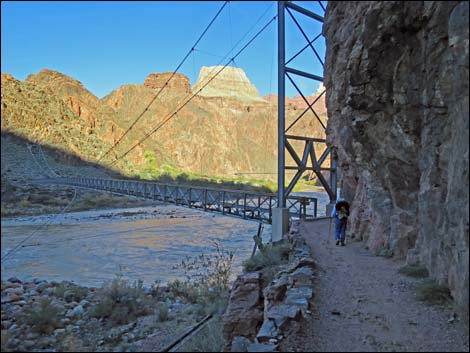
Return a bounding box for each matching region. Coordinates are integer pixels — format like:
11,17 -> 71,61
280,219 -> 469,352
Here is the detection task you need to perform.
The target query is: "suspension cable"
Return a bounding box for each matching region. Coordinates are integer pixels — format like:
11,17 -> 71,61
1,187 -> 78,264
108,15 -> 277,167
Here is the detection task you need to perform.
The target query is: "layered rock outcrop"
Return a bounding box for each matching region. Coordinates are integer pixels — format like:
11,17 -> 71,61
26,69 -> 100,131
144,72 -> 191,94
2,66 -> 327,184
193,66 -> 262,102
324,1 -> 468,312
1,73 -> 113,163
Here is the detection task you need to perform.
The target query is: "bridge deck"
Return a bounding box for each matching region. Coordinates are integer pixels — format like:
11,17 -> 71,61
41,177 -> 319,224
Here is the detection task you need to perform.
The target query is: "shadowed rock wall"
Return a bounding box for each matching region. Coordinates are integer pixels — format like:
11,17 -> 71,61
324,1 -> 468,312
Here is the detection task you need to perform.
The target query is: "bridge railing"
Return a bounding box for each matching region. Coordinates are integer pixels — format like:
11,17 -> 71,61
49,177 -> 318,223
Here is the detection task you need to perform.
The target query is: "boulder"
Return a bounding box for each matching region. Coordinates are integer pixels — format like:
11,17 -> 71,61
288,267 -> 314,288
223,272 -> 264,346
35,282 -> 51,293
266,304 -> 301,330
7,277 -> 22,284
256,320 -> 279,343
247,343 -> 278,352
4,287 -> 24,297
231,336 -> 252,352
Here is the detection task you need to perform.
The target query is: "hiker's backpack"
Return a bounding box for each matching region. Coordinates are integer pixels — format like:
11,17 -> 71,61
337,207 -> 348,220
336,201 -> 350,220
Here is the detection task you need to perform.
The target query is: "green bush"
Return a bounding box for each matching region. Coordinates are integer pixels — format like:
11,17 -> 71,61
17,298 -> 62,334
243,241 -> 291,272
91,278 -> 151,324
416,279 -> 452,305
399,265 -> 429,278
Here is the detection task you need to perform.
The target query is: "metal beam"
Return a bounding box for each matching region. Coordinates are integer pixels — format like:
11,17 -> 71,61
278,1 -> 286,208
285,1 -> 324,23
278,1 -> 337,210
285,66 -> 323,82
285,135 -> 326,142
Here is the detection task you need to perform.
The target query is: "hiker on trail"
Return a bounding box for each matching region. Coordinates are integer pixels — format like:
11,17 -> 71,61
331,198 -> 350,246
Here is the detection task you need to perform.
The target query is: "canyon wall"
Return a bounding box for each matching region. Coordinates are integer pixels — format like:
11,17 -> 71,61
324,1 -> 468,312
2,67 -> 327,183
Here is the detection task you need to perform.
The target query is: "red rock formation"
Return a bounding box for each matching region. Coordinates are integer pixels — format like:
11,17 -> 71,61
144,72 -> 190,94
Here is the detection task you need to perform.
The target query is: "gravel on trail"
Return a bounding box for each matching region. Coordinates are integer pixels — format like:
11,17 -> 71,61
280,219 -> 469,352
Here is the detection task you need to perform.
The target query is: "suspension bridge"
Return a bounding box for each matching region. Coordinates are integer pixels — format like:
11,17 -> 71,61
38,176 -> 319,224
3,1 -> 333,263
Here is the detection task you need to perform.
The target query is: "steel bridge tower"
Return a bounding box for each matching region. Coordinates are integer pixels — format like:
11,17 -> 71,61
273,1 -> 337,241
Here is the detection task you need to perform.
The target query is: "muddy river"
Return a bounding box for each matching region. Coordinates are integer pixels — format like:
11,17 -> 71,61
1,191 -> 328,287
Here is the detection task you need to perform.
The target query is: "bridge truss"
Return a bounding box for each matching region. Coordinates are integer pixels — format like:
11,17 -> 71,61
275,1 -> 337,238
46,177 -> 319,224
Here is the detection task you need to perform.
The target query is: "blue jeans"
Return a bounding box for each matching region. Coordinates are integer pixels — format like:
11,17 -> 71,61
335,217 -> 347,241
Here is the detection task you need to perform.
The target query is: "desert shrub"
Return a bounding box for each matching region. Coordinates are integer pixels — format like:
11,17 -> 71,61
150,280 -> 162,298
91,278 -> 151,324
168,280 -> 200,304
81,194 -> 95,206
399,265 -> 429,278
416,279 -> 452,305
203,296 -> 229,316
58,334 -> 87,352
17,298 -> 62,334
154,302 -> 169,322
168,241 -> 233,306
29,193 -> 56,205
455,304 -> 469,328
53,284 -> 87,302
375,247 -> 394,258
53,283 -> 67,298
243,241 -> 291,273
67,285 -> 88,302
1,331 -> 10,352
18,198 -> 31,208
180,317 -> 225,352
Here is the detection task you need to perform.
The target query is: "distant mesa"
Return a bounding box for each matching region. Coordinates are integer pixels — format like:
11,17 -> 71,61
192,66 -> 263,102
144,72 -> 191,94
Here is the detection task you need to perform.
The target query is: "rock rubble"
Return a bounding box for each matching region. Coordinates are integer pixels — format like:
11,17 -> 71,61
223,223 -> 316,352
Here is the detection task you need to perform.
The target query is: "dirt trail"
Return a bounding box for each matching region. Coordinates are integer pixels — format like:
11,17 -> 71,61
281,219 -> 469,352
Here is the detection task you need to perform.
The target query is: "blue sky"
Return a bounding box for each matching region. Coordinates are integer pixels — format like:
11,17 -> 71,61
1,1 -> 326,98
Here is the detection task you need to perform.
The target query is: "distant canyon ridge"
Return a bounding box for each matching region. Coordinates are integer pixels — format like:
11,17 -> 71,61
1,66 -> 326,180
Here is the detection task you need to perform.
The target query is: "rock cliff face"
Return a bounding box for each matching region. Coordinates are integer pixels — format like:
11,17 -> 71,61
193,66 -> 262,102
2,66 -> 327,184
144,72 -> 191,94
26,69 -> 101,132
324,1 -> 468,312
1,73 -> 116,164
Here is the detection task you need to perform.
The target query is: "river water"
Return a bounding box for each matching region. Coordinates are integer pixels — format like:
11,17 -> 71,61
1,190 -> 328,287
